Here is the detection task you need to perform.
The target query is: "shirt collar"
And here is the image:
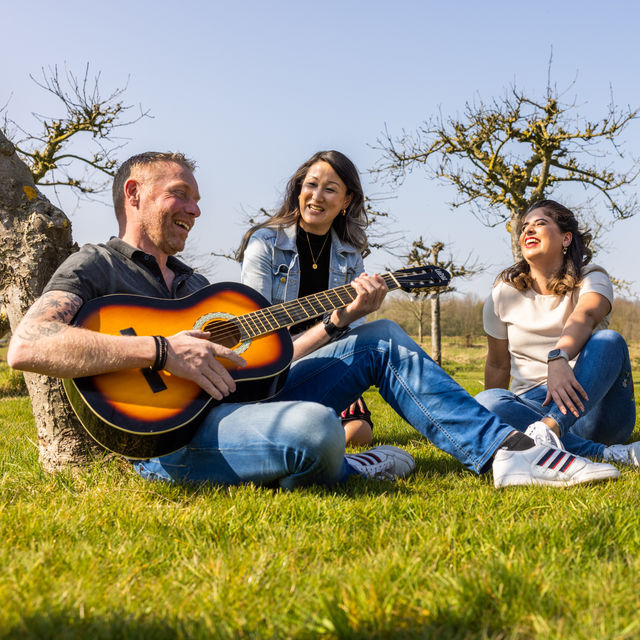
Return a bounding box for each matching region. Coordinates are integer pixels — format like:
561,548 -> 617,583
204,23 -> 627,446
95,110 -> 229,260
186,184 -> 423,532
106,237 -> 194,276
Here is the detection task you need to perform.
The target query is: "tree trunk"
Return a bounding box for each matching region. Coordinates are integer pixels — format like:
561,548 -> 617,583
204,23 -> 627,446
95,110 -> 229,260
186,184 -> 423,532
0,132 -> 101,471
430,294 -> 441,365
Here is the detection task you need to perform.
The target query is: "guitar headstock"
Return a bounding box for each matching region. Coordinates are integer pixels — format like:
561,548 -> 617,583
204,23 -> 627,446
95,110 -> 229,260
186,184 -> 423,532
392,265 -> 452,291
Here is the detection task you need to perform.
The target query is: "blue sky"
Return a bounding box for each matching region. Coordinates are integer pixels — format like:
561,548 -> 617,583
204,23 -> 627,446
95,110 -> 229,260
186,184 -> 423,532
3,0 -> 640,296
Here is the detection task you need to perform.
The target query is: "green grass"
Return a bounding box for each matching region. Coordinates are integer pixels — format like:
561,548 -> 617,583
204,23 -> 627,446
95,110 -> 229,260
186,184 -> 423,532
1,338 -> 640,639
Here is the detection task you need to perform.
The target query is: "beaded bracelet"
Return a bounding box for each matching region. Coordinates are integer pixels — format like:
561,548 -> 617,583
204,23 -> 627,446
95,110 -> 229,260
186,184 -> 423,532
150,335 -> 168,371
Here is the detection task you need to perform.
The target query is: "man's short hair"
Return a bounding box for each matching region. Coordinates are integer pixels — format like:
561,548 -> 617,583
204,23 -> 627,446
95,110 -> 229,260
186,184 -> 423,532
112,151 -> 197,221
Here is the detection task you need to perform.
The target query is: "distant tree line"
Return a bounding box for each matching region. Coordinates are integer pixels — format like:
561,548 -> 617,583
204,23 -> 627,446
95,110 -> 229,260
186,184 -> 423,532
371,293 -> 485,343
610,299 -> 640,344
373,293 -> 640,347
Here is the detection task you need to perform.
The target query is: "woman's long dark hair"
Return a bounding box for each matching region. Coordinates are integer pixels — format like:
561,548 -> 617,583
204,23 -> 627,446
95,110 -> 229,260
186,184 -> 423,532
498,200 -> 593,295
236,150 -> 369,261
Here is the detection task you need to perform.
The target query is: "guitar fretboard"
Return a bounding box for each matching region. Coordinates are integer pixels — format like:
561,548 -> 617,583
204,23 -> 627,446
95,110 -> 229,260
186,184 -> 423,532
233,272 -> 400,340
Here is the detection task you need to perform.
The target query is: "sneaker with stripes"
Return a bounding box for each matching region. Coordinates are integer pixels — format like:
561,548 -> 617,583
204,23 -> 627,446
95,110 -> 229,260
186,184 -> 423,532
493,443 -> 620,488
345,445 -> 415,480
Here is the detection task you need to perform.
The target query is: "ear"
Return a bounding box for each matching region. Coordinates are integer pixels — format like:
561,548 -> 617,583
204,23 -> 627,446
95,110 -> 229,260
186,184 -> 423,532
124,178 -> 141,208
563,231 -> 573,248
343,193 -> 353,210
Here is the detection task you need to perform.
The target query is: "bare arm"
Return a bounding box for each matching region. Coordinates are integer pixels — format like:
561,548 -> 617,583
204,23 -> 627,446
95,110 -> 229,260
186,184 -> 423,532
292,273 -> 388,361
544,291 -> 611,416
484,335 -> 511,390
8,290 -> 246,401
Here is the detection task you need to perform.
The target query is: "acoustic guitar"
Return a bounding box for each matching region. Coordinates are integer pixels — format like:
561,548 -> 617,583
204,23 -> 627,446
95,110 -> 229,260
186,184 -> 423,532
63,265 -> 450,458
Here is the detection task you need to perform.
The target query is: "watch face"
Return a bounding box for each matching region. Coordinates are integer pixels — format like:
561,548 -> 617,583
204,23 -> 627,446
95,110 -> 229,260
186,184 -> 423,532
548,349 -> 561,360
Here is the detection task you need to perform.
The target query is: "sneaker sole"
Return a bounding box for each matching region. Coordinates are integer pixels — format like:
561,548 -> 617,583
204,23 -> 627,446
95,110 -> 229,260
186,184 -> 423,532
495,467 -> 620,488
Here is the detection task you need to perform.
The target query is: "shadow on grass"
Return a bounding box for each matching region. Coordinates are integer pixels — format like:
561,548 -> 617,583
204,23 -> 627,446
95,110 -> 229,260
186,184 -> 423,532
2,614 -> 185,640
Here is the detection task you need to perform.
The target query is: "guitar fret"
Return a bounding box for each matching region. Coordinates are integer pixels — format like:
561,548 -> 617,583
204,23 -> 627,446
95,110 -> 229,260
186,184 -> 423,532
259,308 -> 279,331
333,286 -> 355,305
316,291 -> 335,311
233,315 -> 252,340
289,300 -> 309,323
385,272 -> 401,289
298,296 -> 317,317
324,293 -> 341,310
251,310 -> 271,335
243,312 -> 263,338
260,307 -> 279,331
304,294 -> 327,316
270,305 -> 295,326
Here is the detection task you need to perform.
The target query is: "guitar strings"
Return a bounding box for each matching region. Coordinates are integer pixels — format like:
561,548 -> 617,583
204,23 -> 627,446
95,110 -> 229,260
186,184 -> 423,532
205,287 -> 358,342
201,268 -> 441,344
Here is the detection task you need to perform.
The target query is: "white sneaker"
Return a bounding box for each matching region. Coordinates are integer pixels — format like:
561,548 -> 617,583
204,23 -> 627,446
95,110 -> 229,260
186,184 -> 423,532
525,421 -> 565,450
602,442 -> 640,467
345,445 -> 415,480
493,444 -> 620,488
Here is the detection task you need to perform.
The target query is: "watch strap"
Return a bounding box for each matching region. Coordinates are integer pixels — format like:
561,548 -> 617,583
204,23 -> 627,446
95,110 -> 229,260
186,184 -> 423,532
323,317 -> 349,340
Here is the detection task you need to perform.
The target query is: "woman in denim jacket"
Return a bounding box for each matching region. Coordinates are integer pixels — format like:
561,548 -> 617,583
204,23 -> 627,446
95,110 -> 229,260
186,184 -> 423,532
237,150 -> 374,445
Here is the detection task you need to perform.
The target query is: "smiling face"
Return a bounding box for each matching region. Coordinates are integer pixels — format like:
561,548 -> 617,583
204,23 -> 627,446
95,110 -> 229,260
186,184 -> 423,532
128,161 -> 201,256
520,208 -> 572,265
297,161 -> 352,235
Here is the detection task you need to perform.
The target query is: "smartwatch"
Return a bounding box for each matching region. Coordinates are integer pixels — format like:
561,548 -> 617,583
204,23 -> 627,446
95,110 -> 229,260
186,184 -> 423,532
547,349 -> 569,363
323,315 -> 349,340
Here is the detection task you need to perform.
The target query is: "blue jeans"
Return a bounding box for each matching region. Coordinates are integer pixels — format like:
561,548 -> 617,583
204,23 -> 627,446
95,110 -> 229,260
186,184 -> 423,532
135,320 -> 515,487
475,330 -> 636,458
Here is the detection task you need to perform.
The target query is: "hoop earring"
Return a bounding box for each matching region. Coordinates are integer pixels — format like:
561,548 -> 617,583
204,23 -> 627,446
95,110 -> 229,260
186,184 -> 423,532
341,209 -> 347,216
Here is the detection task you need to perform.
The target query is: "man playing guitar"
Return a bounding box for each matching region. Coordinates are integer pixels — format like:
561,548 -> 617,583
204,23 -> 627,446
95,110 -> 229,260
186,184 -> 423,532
8,152 -> 620,488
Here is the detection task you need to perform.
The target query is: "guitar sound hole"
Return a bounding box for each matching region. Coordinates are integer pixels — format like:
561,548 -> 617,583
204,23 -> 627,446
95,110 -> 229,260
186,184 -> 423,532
204,319 -> 242,349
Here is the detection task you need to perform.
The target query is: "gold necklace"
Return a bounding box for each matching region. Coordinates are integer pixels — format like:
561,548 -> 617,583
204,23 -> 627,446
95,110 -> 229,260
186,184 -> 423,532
304,229 -> 330,270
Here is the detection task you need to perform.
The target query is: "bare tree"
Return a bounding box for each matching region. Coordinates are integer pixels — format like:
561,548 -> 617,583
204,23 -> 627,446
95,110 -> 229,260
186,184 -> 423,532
402,237 -> 478,364
0,66 -> 147,471
373,79 -> 639,260
5,64 -> 148,196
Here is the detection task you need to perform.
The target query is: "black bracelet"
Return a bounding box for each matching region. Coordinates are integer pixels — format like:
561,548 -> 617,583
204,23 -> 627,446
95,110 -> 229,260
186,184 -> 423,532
322,316 -> 349,340
150,335 -> 168,371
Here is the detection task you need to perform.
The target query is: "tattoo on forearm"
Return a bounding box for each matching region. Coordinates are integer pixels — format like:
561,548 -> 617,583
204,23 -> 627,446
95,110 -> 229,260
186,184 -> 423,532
16,292 -> 82,342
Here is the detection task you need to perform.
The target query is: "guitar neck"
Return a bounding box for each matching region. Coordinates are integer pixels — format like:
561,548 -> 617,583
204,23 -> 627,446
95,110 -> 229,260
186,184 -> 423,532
234,272 -> 402,340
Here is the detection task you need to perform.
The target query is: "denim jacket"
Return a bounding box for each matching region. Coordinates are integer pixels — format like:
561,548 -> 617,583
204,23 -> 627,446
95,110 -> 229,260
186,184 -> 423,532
240,225 -> 366,328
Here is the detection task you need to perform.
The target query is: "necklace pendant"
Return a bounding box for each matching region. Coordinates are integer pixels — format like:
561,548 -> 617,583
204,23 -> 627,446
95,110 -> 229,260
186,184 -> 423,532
312,263 -> 318,270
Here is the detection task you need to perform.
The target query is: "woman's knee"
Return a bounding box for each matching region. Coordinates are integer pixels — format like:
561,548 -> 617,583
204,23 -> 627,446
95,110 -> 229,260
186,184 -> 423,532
475,388 -> 513,412
587,329 -> 626,349
584,329 -> 629,360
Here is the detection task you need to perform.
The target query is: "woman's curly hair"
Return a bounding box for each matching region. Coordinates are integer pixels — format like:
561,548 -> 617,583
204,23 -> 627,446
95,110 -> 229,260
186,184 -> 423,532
499,200 -> 593,296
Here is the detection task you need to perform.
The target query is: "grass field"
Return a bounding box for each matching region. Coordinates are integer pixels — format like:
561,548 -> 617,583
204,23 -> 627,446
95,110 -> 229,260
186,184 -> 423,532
1,338 -> 639,639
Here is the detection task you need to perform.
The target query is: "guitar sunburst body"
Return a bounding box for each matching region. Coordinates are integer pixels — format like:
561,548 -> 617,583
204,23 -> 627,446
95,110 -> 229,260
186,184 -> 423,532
64,283 -> 292,459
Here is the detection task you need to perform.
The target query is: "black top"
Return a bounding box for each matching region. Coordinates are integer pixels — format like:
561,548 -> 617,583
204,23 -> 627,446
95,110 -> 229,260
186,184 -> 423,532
291,226 -> 331,335
43,237 -> 209,302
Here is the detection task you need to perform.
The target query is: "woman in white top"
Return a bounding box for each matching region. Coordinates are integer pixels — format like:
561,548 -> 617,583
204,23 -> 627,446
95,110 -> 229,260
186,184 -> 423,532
476,200 -> 637,464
